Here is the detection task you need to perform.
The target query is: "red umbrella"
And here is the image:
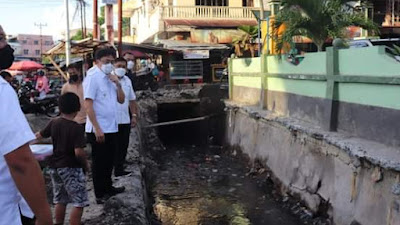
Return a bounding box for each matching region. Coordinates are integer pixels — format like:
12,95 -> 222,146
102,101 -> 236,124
123,50 -> 150,59
8,60 -> 44,71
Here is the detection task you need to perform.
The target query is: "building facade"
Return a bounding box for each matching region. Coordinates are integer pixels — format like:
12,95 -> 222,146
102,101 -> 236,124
122,0 -> 267,44
17,34 -> 54,61
371,0 -> 400,37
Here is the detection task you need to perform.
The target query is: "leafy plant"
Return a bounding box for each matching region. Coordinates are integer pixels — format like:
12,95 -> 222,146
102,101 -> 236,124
273,0 -> 378,53
232,25 -> 259,57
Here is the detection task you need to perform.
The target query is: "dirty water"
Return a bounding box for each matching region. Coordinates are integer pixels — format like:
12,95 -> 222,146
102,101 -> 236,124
151,145 -> 317,225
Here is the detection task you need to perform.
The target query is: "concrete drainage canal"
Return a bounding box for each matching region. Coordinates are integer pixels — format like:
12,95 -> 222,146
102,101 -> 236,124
138,85 -> 331,225
27,85 -> 330,225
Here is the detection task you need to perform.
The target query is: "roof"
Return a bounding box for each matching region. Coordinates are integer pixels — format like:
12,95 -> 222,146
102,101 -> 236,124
164,19 -> 257,27
158,40 -> 229,50
121,42 -> 169,55
44,38 -> 110,56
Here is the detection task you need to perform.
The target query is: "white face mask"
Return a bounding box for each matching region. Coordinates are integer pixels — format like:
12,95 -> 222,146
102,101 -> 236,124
114,68 -> 126,77
127,61 -> 134,70
101,63 -> 114,74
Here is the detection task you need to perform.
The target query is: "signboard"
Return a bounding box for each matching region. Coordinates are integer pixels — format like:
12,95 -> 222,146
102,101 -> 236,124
102,0 -> 117,4
183,50 -> 209,59
191,29 -> 245,44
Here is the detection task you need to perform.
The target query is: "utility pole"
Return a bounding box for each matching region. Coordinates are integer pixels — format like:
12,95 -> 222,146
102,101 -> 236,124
83,0 -> 87,38
93,0 -> 98,39
79,0 -> 85,38
118,0 -> 123,54
105,3 -> 114,44
34,22 -> 47,60
258,0 -> 265,56
65,0 -> 71,66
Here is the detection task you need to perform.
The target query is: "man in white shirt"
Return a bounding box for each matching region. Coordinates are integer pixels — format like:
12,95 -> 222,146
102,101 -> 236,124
112,58 -> 138,176
83,47 -> 126,204
0,24 -> 52,225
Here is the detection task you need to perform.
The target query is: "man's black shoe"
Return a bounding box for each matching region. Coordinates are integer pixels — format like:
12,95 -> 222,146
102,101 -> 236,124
114,170 -> 131,177
96,195 -> 110,204
107,186 -> 125,196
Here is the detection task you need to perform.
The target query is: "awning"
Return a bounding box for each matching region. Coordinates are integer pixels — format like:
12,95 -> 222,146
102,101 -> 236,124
164,19 -> 257,28
158,40 -> 230,51
44,38 -> 110,56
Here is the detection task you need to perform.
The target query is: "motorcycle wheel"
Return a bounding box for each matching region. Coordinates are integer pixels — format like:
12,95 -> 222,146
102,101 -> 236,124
45,106 -> 60,118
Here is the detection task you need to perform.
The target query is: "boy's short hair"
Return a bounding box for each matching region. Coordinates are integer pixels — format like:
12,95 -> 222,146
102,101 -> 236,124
95,47 -> 116,60
59,93 -> 80,114
114,57 -> 127,64
0,71 -> 12,79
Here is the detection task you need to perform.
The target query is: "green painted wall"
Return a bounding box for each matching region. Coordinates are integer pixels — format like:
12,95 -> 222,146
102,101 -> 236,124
337,83 -> 400,110
231,58 -> 262,73
233,76 -> 262,89
338,46 -> 400,76
267,78 -> 326,99
266,52 -> 327,75
230,46 -> 400,110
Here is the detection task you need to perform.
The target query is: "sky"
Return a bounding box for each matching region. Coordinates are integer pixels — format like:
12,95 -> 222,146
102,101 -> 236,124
0,0 -> 109,41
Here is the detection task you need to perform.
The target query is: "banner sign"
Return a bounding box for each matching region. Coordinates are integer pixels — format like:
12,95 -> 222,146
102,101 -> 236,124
183,50 -> 209,59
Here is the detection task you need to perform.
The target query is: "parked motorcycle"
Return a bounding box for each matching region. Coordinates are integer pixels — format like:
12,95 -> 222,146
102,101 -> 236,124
18,81 -> 59,117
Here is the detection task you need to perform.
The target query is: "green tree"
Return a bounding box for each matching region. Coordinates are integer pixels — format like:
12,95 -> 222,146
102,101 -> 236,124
71,30 -> 93,40
98,5 -> 131,39
273,0 -> 378,52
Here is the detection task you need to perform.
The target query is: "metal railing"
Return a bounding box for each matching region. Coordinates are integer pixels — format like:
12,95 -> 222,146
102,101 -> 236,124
161,6 -> 259,19
170,61 -> 203,80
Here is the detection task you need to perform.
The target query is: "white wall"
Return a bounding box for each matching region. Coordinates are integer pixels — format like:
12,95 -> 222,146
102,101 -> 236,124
130,2 -> 163,43
173,0 -> 195,6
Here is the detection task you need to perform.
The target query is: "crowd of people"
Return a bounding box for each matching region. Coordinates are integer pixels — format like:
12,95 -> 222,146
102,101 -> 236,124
0,24 -> 140,225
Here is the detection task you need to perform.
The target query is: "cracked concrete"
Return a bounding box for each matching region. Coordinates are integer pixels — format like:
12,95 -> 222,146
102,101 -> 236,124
225,101 -> 400,225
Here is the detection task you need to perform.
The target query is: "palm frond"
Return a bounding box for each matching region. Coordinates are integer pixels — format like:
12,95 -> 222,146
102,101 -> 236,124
273,0 -> 378,53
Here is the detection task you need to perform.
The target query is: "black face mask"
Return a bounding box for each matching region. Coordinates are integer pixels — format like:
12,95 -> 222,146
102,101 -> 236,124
0,45 -> 14,70
69,75 -> 79,83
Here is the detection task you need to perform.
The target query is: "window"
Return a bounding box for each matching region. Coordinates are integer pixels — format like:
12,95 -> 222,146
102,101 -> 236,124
23,49 -> 29,55
196,0 -> 228,6
22,40 -> 27,44
45,41 -> 52,45
242,0 -> 254,7
34,40 -> 39,45
35,50 -> 41,55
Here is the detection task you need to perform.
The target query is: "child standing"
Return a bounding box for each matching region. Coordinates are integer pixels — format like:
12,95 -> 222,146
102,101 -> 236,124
36,92 -> 89,225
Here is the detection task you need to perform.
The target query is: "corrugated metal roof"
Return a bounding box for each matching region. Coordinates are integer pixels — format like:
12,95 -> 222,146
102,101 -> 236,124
44,38 -> 110,56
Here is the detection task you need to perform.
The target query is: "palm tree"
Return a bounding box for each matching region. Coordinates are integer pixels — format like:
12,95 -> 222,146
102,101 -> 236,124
273,0 -> 378,52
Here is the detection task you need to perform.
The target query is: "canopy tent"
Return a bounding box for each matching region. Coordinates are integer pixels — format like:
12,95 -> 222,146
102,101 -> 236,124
8,60 -> 44,71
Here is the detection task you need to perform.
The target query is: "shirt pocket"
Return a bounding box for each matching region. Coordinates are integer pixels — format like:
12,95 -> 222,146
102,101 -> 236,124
97,87 -> 108,99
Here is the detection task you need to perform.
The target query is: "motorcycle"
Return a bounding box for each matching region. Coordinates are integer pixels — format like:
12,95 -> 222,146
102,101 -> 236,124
18,81 -> 59,117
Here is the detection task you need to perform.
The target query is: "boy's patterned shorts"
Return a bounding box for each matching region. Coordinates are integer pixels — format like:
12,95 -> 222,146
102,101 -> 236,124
49,168 -> 89,207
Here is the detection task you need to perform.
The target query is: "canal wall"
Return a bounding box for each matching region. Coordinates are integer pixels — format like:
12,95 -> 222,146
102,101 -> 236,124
226,47 -> 400,225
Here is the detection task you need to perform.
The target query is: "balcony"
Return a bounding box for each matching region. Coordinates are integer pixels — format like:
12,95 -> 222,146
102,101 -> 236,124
162,6 -> 259,20
161,6 -> 259,27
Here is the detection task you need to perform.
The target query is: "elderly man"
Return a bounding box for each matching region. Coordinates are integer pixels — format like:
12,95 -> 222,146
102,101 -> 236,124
0,25 -> 53,225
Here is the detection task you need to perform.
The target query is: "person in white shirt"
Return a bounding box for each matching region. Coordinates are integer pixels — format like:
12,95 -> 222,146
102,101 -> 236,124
0,24 -> 53,225
112,58 -> 138,176
83,47 -> 126,204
